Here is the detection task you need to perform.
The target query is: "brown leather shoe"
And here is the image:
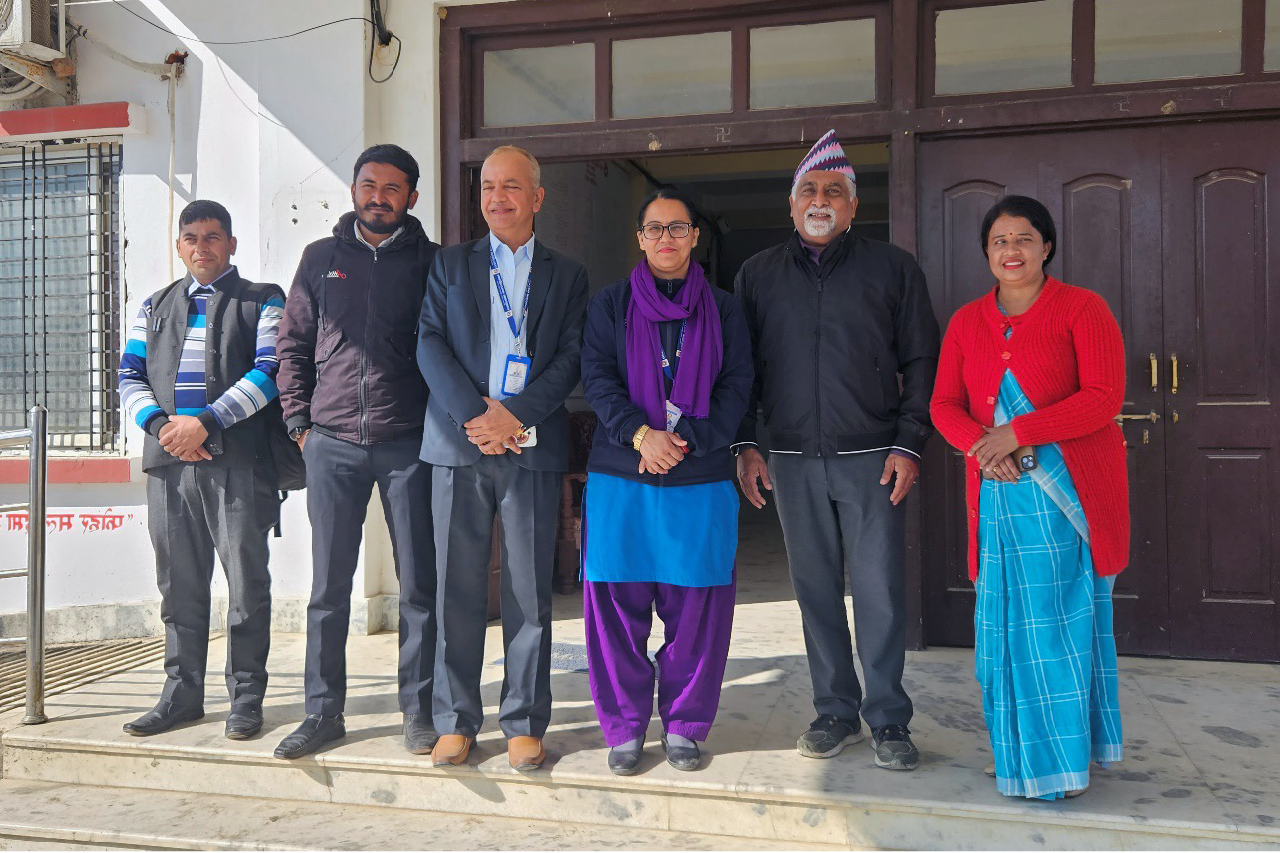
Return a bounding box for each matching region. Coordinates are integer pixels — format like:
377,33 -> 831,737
508,736 -> 546,771
431,734 -> 473,767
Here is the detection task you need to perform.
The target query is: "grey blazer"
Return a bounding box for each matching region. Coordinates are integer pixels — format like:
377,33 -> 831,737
416,237 -> 589,472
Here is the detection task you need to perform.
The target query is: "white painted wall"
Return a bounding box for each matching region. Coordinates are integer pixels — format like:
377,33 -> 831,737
0,0 -> 410,631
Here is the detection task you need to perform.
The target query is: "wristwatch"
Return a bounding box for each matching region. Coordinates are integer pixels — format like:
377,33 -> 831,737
289,426 -> 309,441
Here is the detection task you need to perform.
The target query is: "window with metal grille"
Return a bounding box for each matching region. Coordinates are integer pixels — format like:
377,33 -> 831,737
0,141 -> 121,451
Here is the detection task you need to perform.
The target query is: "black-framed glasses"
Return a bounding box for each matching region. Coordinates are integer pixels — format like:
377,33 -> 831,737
639,221 -> 693,240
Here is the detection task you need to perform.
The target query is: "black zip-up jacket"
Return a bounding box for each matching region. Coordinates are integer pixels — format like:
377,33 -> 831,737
733,230 -> 940,458
277,212 -> 439,444
580,276 -> 754,486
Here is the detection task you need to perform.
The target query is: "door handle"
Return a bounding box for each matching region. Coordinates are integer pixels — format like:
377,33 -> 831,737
1171,353 -> 1179,395
1115,411 -> 1160,424
1149,353 -> 1158,392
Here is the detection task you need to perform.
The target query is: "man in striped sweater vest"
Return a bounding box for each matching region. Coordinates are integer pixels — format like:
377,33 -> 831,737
117,200 -> 285,739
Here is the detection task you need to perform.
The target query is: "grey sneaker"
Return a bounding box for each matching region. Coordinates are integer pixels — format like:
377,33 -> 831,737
797,714 -> 864,758
871,724 -> 919,770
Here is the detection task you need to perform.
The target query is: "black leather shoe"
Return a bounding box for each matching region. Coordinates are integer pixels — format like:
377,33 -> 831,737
225,705 -> 264,740
403,713 -> 438,755
608,745 -> 643,776
123,702 -> 204,736
273,714 -> 345,759
661,734 -> 701,771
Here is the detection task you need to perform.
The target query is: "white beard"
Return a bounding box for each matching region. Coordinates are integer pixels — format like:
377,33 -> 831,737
802,205 -> 836,238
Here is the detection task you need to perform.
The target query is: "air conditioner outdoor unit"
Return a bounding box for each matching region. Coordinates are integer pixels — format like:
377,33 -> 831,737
1,0 -> 62,62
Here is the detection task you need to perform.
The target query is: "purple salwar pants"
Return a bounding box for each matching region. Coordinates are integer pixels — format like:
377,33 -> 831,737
584,577 -> 736,746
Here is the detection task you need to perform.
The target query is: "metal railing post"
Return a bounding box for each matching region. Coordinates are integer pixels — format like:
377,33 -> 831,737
23,405 -> 47,725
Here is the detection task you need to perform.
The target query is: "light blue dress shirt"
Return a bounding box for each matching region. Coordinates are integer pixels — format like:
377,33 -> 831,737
487,231 -> 535,398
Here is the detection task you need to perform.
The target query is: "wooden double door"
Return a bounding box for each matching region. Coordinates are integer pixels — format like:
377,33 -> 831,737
918,119 -> 1280,663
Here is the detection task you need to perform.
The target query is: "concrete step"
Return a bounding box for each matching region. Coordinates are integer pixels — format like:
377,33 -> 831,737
4,716 -> 1278,852
0,779 -> 839,851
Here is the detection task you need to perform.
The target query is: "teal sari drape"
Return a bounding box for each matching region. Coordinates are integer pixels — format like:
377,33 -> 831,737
974,328 -> 1123,800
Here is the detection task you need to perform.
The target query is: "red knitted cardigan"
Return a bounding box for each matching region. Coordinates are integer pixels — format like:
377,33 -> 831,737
929,276 -> 1130,580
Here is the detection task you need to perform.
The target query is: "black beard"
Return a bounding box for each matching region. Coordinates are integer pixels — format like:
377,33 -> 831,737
357,206 -> 405,235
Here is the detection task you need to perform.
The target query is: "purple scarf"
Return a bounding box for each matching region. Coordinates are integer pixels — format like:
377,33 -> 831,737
625,259 -> 722,430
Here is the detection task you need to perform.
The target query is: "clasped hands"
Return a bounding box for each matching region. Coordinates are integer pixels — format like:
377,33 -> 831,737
967,422 -> 1022,482
636,426 -> 687,475
157,415 -> 212,462
464,397 -> 524,455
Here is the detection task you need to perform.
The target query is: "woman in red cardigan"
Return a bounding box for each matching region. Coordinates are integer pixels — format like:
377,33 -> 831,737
930,195 -> 1128,801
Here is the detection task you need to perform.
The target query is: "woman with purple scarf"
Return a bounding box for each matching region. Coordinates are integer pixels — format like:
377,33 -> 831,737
580,188 -> 754,775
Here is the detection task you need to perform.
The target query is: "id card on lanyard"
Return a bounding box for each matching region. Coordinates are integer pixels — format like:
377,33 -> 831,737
660,322 -> 685,432
491,246 -> 533,397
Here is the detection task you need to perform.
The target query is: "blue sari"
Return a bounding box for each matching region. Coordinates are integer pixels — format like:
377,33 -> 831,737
974,328 -> 1123,800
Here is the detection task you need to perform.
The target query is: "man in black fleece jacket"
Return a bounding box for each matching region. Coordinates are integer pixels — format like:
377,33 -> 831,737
274,144 -> 440,760
734,131 -> 939,771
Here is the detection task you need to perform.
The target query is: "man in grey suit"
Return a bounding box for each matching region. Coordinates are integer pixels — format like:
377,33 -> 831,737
416,145 -> 588,771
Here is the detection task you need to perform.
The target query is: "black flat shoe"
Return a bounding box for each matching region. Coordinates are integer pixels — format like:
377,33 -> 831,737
123,702 -> 204,736
660,734 -> 701,771
273,714 -> 345,760
225,705 -> 264,740
607,745 -> 643,776
403,713 -> 438,755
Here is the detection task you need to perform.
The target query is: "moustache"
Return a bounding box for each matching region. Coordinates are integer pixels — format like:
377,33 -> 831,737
364,204 -> 393,213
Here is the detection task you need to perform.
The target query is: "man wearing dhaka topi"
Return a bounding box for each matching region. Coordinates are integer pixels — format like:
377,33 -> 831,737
733,130 -> 940,770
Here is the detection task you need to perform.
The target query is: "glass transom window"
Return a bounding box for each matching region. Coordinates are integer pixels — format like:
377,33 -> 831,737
483,43 -> 595,127
933,0 -> 1073,96
612,32 -> 732,119
1095,0 -> 1243,84
750,19 -> 876,110
1266,0 -> 1280,71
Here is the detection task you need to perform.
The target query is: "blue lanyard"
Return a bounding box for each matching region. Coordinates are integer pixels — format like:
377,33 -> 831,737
490,246 -> 532,353
660,322 -> 686,381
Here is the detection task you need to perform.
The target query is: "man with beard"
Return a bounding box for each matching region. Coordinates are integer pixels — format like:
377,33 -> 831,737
733,131 -> 939,771
274,144 -> 440,759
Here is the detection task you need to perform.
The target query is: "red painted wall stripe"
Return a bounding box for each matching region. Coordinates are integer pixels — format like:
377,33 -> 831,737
0,457 -> 132,485
0,101 -> 133,139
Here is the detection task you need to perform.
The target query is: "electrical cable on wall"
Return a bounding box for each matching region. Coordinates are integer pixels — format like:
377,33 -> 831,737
108,0 -> 402,82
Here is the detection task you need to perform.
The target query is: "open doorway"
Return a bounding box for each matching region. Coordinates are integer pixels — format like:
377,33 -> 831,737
506,143 -> 892,608
528,143 -> 891,297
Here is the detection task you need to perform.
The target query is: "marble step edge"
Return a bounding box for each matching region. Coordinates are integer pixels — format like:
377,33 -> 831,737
0,779 -> 844,852
5,733 -> 1278,847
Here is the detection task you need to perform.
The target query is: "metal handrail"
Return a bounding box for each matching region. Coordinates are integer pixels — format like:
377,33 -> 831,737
0,406 -> 48,724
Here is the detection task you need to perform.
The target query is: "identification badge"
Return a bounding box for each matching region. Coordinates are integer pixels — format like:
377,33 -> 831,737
664,400 -> 682,433
502,354 -> 531,397
513,426 -> 538,447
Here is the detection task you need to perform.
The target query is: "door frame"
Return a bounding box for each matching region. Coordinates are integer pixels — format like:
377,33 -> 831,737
439,0 -> 1280,651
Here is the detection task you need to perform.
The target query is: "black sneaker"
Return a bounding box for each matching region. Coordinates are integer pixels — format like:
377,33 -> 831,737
870,724 -> 919,770
796,714 -> 864,758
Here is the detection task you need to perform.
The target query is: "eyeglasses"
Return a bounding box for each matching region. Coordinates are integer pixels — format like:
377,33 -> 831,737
639,221 -> 693,240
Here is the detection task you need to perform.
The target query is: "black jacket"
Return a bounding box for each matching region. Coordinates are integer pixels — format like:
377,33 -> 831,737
581,276 -> 754,486
277,212 -> 439,445
734,230 -> 939,457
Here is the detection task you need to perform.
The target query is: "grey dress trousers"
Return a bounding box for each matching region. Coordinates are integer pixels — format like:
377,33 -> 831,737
301,431 -> 436,717
768,450 -> 913,728
147,463 -> 278,709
